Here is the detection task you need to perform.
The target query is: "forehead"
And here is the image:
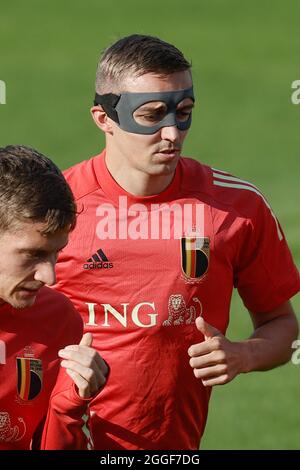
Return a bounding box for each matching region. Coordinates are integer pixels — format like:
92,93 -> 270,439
0,221 -> 69,249
121,70 -> 193,94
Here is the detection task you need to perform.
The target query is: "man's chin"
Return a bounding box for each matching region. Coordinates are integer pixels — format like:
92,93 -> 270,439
149,159 -> 179,176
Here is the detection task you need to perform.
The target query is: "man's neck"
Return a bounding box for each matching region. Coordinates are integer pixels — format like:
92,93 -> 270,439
105,152 -> 176,197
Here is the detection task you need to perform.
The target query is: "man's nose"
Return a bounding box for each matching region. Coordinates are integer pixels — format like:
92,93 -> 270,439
160,125 -> 181,142
34,260 -> 56,286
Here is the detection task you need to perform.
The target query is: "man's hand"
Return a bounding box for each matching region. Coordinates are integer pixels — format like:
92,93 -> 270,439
188,317 -> 245,387
58,333 -> 109,398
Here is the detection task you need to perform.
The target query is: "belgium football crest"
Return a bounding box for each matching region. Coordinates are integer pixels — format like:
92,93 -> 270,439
16,355 -> 43,401
181,236 -> 210,280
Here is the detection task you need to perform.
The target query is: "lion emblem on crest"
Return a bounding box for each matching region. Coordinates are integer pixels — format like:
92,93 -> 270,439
163,294 -> 202,326
0,412 -> 26,442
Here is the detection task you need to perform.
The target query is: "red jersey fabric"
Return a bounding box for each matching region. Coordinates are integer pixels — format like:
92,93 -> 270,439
54,151 -> 300,450
40,373 -> 94,450
0,286 -> 91,449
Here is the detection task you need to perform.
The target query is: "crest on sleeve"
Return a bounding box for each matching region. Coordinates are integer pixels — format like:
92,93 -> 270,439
16,357 -> 43,401
181,236 -> 210,280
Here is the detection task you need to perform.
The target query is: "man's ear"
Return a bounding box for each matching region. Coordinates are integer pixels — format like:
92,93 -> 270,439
90,106 -> 114,134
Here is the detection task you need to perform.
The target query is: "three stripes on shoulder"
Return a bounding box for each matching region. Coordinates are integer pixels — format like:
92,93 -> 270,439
212,168 -> 283,241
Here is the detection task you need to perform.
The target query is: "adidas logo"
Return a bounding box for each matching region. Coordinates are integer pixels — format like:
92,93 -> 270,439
83,249 -> 113,270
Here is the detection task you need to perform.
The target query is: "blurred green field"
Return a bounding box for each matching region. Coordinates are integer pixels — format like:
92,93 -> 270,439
0,0 -> 299,450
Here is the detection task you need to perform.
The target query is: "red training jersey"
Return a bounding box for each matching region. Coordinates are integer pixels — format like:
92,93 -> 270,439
54,151 -> 300,450
0,287 -> 92,449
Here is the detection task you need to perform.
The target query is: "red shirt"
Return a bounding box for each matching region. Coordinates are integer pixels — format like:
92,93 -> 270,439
0,287 -> 91,449
54,151 -> 300,449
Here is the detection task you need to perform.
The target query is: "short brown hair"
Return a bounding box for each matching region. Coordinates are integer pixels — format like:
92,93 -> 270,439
95,34 -> 191,94
0,145 -> 76,234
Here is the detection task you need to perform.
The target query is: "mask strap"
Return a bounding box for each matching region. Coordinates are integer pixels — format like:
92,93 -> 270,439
94,93 -> 120,124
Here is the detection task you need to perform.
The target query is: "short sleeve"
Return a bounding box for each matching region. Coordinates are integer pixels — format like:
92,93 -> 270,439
234,195 -> 300,313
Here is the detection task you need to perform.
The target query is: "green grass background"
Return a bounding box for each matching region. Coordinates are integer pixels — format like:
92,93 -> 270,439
0,0 -> 299,449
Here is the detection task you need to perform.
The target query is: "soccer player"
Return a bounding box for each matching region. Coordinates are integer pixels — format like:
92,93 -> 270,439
0,145 -> 108,450
54,35 -> 300,449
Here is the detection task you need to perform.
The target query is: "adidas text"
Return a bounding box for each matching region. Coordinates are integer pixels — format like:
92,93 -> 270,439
83,262 -> 113,270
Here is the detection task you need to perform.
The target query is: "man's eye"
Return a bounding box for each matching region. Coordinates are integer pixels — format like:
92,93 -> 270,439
144,114 -> 161,121
142,112 -> 164,121
176,110 -> 192,121
24,252 -> 47,261
25,253 -> 42,260
20,254 -> 39,266
134,109 -> 167,125
25,252 -> 39,259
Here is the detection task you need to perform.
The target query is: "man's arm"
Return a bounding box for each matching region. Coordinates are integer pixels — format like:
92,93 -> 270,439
242,300 -> 299,371
40,333 -> 109,450
188,300 -> 299,387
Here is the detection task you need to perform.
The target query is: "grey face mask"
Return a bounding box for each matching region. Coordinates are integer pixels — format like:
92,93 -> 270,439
94,87 -> 195,134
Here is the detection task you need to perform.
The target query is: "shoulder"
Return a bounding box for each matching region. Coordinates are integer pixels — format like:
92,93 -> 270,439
63,151 -> 104,201
180,157 -> 272,220
36,287 -> 83,332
